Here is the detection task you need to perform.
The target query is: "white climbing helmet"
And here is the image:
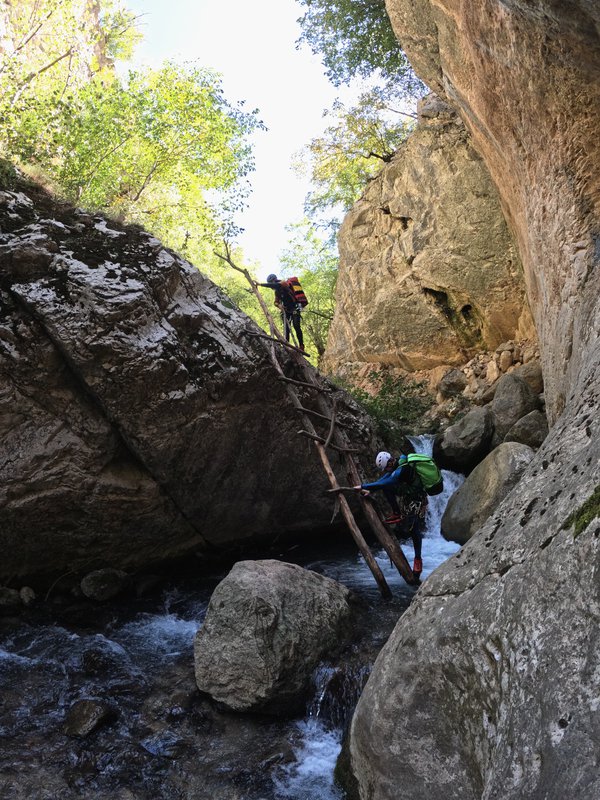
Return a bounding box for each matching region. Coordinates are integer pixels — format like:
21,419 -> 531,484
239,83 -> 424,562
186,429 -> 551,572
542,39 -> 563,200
375,451 -> 392,470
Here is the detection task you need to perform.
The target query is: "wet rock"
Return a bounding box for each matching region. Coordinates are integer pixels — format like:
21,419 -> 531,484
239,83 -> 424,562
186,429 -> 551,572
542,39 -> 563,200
194,560 -> 354,715
0,587 -> 21,612
64,698 -> 116,737
80,568 -> 130,601
140,730 -> 189,758
0,178 -> 379,586
437,368 -> 468,399
433,405 -> 494,474
504,409 -> 549,450
441,442 -> 535,544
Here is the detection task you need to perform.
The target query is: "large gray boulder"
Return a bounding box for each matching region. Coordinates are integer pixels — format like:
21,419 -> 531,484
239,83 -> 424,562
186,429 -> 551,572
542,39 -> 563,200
441,442 -> 535,545
504,409 -> 549,450
194,560 -> 354,714
0,184 -> 377,585
491,373 -> 539,444
433,405 -> 494,474
512,360 -> 544,395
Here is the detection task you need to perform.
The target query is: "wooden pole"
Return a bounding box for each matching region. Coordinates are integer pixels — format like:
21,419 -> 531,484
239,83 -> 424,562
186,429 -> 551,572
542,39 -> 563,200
216,244 -> 394,598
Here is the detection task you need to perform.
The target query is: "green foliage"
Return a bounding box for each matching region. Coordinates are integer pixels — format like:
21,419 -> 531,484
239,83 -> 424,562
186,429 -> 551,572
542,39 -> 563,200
563,485 -> 600,539
279,219 -> 338,358
0,1 -> 140,119
0,2 -> 262,262
295,87 -> 415,226
340,370 -> 433,441
3,60 -> 262,248
296,0 -> 424,93
0,158 -> 17,190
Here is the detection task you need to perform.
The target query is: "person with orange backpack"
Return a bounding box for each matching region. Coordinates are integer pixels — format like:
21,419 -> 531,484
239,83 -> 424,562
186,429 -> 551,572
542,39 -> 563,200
259,273 -> 307,351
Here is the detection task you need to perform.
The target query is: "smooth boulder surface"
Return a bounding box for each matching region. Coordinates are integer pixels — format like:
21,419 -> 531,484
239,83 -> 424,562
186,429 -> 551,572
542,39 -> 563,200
433,405 -> 494,474
0,184 -> 377,584
441,442 -> 535,545
491,373 -> 540,444
194,560 -> 354,714
504,409 -> 549,450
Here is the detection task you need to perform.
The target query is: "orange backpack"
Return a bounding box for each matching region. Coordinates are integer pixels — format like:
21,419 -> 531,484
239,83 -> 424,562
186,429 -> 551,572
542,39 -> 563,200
286,276 -> 308,307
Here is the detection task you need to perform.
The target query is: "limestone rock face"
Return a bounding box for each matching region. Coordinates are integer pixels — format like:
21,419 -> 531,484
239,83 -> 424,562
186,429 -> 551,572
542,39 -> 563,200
346,2 -> 600,798
0,185 -> 376,585
322,96 -> 533,380
194,560 -> 353,714
384,0 -> 600,425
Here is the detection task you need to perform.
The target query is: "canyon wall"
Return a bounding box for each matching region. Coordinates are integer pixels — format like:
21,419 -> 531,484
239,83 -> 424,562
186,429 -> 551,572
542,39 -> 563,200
346,2 -> 600,799
323,95 -> 534,382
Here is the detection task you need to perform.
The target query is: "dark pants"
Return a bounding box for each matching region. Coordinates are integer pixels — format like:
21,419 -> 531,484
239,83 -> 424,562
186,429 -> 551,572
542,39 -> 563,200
384,488 -> 426,560
282,309 -> 304,349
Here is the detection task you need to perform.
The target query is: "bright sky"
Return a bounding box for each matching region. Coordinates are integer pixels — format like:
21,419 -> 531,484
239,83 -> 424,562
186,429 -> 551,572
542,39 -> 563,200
124,0 -> 345,277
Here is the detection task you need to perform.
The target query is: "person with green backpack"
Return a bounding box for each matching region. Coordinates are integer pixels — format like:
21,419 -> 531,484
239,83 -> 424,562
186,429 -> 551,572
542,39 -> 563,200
353,451 -> 443,581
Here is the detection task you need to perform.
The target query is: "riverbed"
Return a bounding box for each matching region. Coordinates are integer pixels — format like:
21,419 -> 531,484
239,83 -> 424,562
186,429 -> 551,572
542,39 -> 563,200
0,443 -> 462,800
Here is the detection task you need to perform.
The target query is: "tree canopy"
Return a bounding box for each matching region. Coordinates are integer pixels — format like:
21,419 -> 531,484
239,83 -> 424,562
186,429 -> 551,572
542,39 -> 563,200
0,1 -> 264,306
294,87 -> 414,229
296,0 -> 423,94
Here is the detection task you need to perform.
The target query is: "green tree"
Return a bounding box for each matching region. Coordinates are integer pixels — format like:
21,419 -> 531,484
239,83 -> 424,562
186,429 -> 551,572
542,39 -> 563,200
296,0 -> 423,93
0,0 -> 140,123
4,62 -> 262,246
294,86 -> 414,229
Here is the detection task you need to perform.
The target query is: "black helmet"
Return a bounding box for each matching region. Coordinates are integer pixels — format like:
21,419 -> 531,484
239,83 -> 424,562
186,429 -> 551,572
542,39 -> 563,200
266,273 -> 278,283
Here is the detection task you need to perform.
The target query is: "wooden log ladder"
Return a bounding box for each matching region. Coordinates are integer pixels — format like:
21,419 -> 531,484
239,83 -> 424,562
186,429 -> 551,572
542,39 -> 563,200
215,245 -> 417,597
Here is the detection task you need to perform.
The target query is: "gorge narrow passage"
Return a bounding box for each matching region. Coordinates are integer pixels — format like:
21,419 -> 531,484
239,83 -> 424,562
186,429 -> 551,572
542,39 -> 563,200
0,437 -> 462,800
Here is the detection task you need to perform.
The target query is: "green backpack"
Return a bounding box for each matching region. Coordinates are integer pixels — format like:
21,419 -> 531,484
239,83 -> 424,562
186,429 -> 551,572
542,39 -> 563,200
406,454 -> 444,496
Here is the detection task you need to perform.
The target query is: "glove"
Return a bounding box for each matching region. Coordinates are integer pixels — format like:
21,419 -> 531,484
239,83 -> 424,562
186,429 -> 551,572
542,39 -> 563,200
296,303 -> 303,313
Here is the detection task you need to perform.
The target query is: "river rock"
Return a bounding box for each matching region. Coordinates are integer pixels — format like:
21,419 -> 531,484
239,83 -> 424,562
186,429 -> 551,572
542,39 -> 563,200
491,373 -> 539,445
64,698 -> 116,737
433,405 -> 494,474
441,442 -> 535,545
80,568 -> 130,601
194,560 -> 354,715
504,409 -> 549,450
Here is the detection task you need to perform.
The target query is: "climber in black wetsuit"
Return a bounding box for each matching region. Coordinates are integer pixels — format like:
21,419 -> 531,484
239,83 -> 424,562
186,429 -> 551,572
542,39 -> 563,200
258,273 -> 305,351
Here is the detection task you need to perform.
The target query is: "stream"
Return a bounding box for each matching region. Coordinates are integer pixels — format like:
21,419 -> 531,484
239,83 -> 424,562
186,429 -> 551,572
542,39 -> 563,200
0,437 -> 463,800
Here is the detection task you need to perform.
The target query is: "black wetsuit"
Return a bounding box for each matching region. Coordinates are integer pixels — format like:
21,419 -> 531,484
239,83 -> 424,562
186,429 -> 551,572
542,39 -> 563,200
261,280 -> 304,349
361,461 -> 427,560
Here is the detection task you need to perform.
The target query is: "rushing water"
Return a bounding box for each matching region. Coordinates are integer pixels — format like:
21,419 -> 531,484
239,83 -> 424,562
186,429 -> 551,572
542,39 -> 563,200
0,437 -> 462,800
